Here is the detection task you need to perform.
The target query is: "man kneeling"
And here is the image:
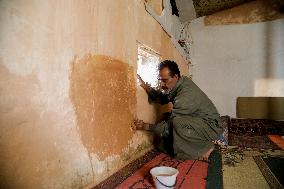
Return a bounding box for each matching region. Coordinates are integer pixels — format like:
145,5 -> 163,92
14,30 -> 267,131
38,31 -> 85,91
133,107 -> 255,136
133,60 -> 223,161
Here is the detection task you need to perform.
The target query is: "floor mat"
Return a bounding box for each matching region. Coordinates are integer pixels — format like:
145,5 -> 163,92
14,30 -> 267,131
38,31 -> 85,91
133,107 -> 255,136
94,148 -> 222,189
222,146 -> 284,189
94,150 -> 159,189
116,153 -> 207,189
227,118 -> 284,150
229,134 -> 281,150
206,146 -> 223,189
229,118 -> 284,135
254,156 -> 284,189
268,135 -> 284,150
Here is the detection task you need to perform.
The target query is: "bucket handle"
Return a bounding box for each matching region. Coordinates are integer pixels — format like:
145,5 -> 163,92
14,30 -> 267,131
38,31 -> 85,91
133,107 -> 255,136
155,176 -> 177,188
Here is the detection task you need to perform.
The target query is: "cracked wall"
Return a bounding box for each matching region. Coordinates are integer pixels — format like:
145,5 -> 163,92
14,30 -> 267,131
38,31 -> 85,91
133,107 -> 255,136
0,0 -> 188,188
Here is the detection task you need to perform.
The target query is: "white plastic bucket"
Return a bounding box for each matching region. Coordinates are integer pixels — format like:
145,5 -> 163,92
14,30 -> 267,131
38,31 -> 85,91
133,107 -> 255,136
150,166 -> 179,189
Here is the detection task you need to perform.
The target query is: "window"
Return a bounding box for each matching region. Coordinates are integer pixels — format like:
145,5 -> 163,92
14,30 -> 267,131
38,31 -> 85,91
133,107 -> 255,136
137,42 -> 161,88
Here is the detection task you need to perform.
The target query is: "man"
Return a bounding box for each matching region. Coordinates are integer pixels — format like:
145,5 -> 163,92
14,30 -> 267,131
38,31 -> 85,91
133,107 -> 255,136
133,60 -> 223,160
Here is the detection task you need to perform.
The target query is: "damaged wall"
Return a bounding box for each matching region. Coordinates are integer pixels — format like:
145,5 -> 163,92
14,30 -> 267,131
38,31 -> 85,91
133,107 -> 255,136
190,0 -> 284,117
0,0 -> 188,188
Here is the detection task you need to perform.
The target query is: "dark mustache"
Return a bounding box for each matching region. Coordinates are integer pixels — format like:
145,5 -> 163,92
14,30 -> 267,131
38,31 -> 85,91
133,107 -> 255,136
161,86 -> 167,90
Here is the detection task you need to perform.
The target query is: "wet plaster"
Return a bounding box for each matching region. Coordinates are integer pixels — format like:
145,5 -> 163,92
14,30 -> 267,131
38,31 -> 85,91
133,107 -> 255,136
204,0 -> 284,25
69,54 -> 137,160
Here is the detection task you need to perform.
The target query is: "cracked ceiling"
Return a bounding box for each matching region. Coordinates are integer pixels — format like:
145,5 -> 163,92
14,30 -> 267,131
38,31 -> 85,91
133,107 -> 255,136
173,0 -> 284,22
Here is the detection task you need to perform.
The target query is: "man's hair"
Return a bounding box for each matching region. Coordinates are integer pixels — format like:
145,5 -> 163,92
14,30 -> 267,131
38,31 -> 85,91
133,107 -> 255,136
159,60 -> 181,78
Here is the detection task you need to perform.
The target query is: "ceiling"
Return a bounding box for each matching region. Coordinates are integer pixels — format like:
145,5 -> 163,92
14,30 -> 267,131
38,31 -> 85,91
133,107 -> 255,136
173,0 -> 284,23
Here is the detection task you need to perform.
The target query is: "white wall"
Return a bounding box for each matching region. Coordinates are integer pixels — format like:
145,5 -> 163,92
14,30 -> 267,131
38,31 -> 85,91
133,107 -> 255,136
190,17 -> 284,117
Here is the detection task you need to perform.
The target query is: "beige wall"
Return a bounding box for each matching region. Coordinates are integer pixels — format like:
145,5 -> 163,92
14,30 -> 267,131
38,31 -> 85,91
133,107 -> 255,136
0,0 -> 188,188
190,1 -> 284,117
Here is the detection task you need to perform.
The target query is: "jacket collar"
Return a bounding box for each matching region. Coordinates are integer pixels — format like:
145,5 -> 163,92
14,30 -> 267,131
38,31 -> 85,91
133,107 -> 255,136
169,76 -> 186,98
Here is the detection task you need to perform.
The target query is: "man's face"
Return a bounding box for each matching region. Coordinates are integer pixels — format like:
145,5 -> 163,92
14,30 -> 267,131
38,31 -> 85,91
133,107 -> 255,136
158,67 -> 179,93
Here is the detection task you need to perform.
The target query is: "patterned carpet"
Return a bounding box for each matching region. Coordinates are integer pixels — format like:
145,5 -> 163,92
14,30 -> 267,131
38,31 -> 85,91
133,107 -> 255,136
116,153 -> 207,189
222,146 -> 284,189
229,134 -> 280,149
219,117 -> 284,189
225,118 -> 284,150
229,118 -> 284,135
94,147 -> 222,189
94,117 -> 284,189
254,156 -> 284,189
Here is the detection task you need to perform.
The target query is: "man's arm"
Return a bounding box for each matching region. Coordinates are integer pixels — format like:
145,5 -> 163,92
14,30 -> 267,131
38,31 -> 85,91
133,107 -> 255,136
147,88 -> 170,104
132,119 -> 170,137
137,74 -> 170,104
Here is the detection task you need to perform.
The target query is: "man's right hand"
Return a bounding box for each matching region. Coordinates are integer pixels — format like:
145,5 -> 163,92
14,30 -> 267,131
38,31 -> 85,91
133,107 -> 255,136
137,74 -> 151,93
132,119 -> 150,131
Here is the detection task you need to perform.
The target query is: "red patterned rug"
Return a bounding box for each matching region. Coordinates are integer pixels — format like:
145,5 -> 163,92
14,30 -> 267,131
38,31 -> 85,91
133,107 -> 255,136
227,118 -> 284,150
115,153 -> 207,189
94,148 -> 223,189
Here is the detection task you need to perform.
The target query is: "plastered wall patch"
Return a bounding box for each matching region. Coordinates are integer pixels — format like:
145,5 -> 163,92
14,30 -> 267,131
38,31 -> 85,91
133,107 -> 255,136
69,54 -> 136,160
